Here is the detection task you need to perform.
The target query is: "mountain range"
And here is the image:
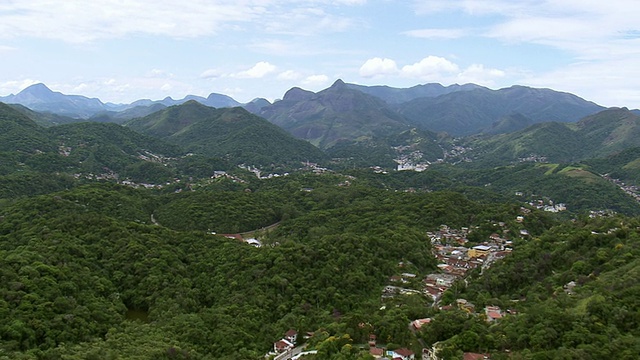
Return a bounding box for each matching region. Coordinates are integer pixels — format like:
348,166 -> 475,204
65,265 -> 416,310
258,79 -> 412,149
0,81 -> 612,138
4,80 -> 640,175
467,107 -> 640,165
0,83 -> 245,120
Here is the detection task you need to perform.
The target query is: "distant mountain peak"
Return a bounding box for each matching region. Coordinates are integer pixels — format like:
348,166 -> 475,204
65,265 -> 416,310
331,79 -> 346,88
21,83 -> 54,95
283,87 -> 314,101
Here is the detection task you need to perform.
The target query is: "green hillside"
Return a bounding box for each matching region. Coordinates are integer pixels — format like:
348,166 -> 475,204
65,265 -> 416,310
398,86 -> 603,136
259,80 -> 411,149
0,103 -> 55,153
327,127 -> 444,169
430,214 -> 640,359
582,147 -> 640,185
127,101 -> 327,166
8,103 -> 83,127
465,108 -> 640,166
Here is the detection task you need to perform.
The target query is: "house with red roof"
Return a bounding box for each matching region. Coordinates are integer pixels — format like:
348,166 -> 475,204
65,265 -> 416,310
369,347 -> 384,358
386,347 -> 415,360
273,339 -> 294,353
284,329 -> 297,344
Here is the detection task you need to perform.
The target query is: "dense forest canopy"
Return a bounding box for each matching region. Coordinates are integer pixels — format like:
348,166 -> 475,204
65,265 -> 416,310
1,101 -> 640,359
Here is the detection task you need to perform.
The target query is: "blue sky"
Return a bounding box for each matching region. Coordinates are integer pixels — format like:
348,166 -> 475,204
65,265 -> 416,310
1,0 -> 639,107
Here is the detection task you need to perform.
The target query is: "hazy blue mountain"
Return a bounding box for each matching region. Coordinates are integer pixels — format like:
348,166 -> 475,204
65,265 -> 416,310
8,103 -> 84,127
346,82 -> 484,104
243,98 -> 271,114
126,93 -> 240,109
0,83 -> 106,118
0,84 -> 241,121
398,85 -> 604,136
258,79 -> 412,149
89,103 -> 168,124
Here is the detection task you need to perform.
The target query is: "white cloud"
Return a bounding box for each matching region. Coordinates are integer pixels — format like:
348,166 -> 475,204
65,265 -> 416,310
200,68 -> 224,79
521,57 -> 640,107
332,0 -> 366,5
0,79 -> 40,95
403,28 -> 468,39
161,83 -> 172,91
359,58 -> 399,78
73,83 -> 88,93
401,56 -> 459,80
357,55 -> 507,87
456,64 -> 505,85
0,1 -> 366,43
233,62 -> 277,79
0,1 -> 271,43
0,45 -> 16,53
277,70 -> 302,81
412,1 -> 640,61
250,40 -> 299,55
149,69 -> 174,78
263,6 -> 361,36
302,74 -> 329,85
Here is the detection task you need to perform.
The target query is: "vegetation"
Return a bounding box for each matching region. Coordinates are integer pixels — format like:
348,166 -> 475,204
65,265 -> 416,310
1,98 -> 640,359
126,101 -> 328,166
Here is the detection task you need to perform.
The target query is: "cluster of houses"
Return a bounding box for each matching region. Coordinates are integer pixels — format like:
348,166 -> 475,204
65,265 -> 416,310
518,154 -> 547,163
394,148 -> 431,172
221,233 -> 262,247
367,335 -> 416,360
603,173 -> 640,203
380,224 -> 515,304
422,225 -> 512,302
271,329 -> 298,354
442,144 -> 473,164
515,192 -> 568,213
526,198 -> 567,213
270,222 -> 521,359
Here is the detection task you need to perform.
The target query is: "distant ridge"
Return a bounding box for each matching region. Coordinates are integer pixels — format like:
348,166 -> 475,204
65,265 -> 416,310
0,83 -> 105,118
467,107 -> 640,164
0,102 -> 55,152
398,85 -> 604,136
346,82 -> 484,104
0,83 -> 243,121
0,80 -> 611,139
126,101 -> 327,165
258,79 -> 412,149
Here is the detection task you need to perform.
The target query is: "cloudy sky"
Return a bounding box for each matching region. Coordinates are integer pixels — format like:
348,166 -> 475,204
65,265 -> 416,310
1,0 -> 639,107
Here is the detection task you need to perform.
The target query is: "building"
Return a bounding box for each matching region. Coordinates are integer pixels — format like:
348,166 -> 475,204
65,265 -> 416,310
386,348 -> 415,360
468,245 -> 491,258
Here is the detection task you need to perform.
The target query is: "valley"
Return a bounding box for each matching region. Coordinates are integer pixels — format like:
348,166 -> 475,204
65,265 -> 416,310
1,81 -> 640,360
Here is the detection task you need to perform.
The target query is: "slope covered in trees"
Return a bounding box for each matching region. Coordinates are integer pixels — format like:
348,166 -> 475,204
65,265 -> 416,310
126,101 -> 328,166
0,174 -> 527,359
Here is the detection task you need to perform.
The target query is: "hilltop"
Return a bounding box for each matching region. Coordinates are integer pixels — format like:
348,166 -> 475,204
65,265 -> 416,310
126,101 -> 327,166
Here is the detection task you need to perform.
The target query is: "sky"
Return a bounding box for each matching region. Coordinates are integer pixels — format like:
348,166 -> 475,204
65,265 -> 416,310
1,0 -> 640,107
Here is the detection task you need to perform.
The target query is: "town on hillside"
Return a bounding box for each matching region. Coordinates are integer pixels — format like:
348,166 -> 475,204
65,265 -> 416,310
268,217 -> 533,360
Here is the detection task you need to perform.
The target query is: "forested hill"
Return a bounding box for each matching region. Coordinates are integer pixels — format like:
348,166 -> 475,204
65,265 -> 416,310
0,177 -> 521,359
2,170 -> 637,359
397,85 -> 603,136
2,86 -> 640,360
464,107 -> 640,165
0,103 -> 55,153
126,101 -> 328,166
258,79 -> 412,149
